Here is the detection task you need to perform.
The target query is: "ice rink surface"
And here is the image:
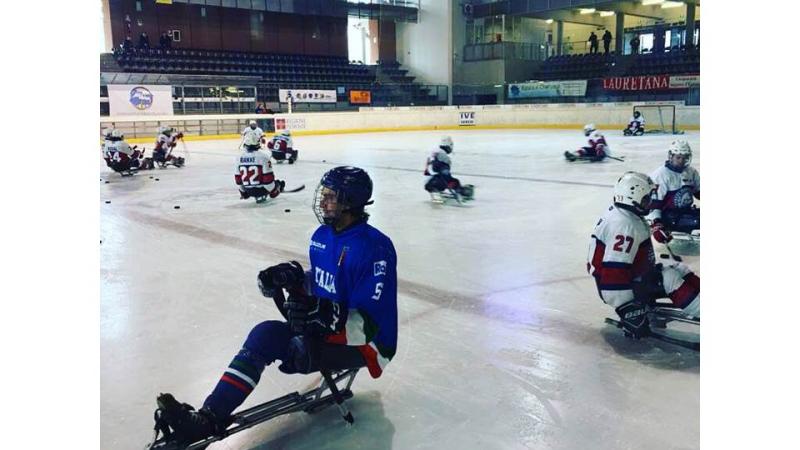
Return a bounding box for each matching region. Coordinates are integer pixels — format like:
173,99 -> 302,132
101,128 -> 700,450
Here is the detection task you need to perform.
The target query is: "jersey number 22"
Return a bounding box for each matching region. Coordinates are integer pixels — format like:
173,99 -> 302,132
238,165 -> 263,186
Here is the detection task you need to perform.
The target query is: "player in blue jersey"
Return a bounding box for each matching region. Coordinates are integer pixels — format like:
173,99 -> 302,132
154,166 -> 398,446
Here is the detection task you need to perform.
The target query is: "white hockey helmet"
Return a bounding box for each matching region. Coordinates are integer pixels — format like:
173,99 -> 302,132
439,136 -> 454,153
111,129 -> 124,140
583,124 -> 596,136
281,129 -> 291,137
667,140 -> 692,167
159,126 -> 173,135
613,171 -> 657,216
103,127 -> 114,139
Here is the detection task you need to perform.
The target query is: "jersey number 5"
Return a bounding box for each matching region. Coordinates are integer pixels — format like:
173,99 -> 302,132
371,282 -> 384,301
238,165 -> 263,186
613,235 -> 634,253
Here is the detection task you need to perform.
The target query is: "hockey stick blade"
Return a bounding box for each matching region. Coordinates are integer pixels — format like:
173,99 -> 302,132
284,184 -> 306,193
604,317 -> 699,351
607,155 -> 625,162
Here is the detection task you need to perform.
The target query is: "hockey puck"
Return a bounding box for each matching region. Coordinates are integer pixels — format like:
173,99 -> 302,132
105,181 -> 110,184
174,205 -> 180,209
149,176 -> 153,179
284,209 -> 291,213
322,159 -> 326,162
105,200 -> 111,204
155,178 -> 160,181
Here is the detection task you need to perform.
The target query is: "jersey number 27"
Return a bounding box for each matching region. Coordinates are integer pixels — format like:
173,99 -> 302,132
613,235 -> 634,253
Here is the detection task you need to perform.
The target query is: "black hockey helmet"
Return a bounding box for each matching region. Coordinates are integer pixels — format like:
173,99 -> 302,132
313,166 -> 374,225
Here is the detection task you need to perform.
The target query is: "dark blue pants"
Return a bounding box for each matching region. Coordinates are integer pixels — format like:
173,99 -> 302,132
203,321 -> 364,419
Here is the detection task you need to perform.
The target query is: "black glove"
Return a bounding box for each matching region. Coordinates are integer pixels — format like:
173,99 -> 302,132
615,301 -> 650,339
285,294 -> 343,335
257,261 -> 304,298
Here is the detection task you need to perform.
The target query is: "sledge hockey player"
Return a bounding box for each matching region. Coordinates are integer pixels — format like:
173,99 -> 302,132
424,136 -> 474,202
241,120 -> 265,151
102,129 -> 152,174
623,111 -> 645,136
587,171 -> 700,339
564,124 -> 610,162
234,137 -> 285,204
647,140 -> 700,242
267,129 -> 298,164
154,166 -> 398,447
153,126 -> 185,167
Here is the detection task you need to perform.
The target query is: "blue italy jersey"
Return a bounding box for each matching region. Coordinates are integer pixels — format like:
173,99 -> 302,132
309,221 -> 398,378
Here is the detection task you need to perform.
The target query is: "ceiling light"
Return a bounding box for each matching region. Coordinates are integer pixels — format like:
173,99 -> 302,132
661,1 -> 684,8
599,11 -> 615,17
579,8 -> 596,14
642,0 -> 664,5
546,19 -> 553,24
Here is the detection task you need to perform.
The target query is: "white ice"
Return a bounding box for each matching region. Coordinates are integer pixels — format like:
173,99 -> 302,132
101,129 -> 700,450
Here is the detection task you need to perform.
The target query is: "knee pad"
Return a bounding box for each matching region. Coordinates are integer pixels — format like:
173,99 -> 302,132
279,336 -> 320,375
243,320 -> 293,365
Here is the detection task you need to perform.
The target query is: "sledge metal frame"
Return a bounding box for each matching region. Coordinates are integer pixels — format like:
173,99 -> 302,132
148,368 -> 360,450
605,307 -> 699,351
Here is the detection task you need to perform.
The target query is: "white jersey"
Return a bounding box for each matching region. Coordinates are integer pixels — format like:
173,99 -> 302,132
103,140 -> 133,160
587,205 -> 654,308
424,149 -> 451,176
156,133 -> 180,151
242,127 -> 265,147
589,204 -> 700,316
647,164 -> 700,222
586,130 -> 610,155
234,149 -> 275,191
629,115 -> 645,126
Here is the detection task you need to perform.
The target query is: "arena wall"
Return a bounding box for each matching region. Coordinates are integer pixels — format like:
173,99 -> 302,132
101,102 -> 699,143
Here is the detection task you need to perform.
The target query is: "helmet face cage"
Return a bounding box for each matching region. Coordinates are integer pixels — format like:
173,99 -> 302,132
313,184 -> 345,225
668,141 -> 692,167
584,124 -> 595,136
313,167 -> 373,225
440,136 -> 453,153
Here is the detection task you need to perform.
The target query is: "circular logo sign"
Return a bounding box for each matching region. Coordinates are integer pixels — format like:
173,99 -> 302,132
673,186 -> 695,209
129,86 -> 154,110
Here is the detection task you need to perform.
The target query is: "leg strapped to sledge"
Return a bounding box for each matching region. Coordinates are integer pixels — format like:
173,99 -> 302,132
147,368 -> 360,450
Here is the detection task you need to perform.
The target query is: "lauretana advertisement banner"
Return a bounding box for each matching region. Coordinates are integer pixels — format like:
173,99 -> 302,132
603,74 -> 699,91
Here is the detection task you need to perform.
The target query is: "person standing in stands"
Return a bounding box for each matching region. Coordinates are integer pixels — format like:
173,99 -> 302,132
121,36 -> 134,53
138,32 -> 150,50
630,35 -> 640,55
124,14 -> 132,37
588,32 -> 599,54
159,32 -> 172,50
603,30 -> 612,55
